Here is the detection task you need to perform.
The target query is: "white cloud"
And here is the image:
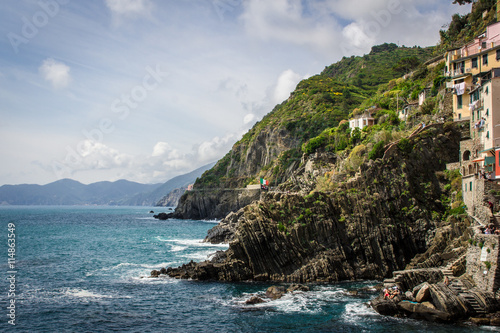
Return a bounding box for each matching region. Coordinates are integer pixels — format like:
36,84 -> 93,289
67,140 -> 132,170
273,69 -> 301,105
195,133 -> 238,163
39,58 -> 71,89
151,141 -> 182,160
105,0 -> 152,17
240,0 -> 340,54
243,113 -> 256,124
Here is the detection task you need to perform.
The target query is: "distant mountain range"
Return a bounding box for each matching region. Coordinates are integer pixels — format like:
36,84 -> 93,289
123,162 -> 216,206
0,162 -> 215,206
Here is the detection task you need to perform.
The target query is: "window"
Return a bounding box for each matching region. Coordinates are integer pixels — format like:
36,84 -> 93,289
472,57 -> 478,68
459,113 -> 462,119
497,49 -> 500,60
487,108 -> 489,116
463,150 -> 471,161
487,131 -> 490,139
482,41 -> 487,49
470,89 -> 480,103
457,95 -> 463,109
470,181 -> 472,191
483,54 -> 488,65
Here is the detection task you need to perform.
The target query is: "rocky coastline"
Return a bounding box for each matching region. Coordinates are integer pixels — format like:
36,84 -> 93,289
150,122 -> 500,324
160,124 -> 461,282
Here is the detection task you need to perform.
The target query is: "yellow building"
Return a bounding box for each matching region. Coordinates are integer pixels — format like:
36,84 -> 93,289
446,21 -> 500,121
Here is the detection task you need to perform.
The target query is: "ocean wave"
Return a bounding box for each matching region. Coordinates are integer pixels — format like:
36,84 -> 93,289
170,245 -> 188,252
232,289 -> 323,314
129,275 -> 180,285
85,261 -> 173,278
199,219 -> 220,224
64,288 -> 114,300
342,301 -> 379,324
182,250 -> 223,261
161,238 -> 228,248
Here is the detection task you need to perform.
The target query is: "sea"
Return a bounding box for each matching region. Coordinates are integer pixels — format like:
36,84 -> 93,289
0,206 -> 496,332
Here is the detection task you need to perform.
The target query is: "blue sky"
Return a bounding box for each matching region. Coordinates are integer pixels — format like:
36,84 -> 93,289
0,0 -> 470,185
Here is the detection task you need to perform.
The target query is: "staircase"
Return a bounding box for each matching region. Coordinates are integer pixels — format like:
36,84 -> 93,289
461,292 -> 487,314
448,278 -> 466,295
383,271 -> 405,288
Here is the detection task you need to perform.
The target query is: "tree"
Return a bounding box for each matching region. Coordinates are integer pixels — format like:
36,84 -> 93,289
392,56 -> 421,74
453,0 -> 473,4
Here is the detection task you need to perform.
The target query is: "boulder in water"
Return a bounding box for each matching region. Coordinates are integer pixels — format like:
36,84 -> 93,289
245,296 -> 265,305
266,286 -> 287,300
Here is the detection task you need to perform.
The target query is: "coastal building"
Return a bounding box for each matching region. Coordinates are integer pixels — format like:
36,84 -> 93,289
418,88 -> 431,106
459,71 -> 500,214
445,21 -> 500,121
348,110 -> 375,130
398,103 -> 418,122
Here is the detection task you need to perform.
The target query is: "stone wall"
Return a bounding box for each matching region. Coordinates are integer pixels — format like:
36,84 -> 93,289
466,233 -> 500,293
446,162 -> 460,171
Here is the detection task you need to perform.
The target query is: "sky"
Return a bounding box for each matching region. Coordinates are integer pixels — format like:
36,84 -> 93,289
0,0 -> 471,186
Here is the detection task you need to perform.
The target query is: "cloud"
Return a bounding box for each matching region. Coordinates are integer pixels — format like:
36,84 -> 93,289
105,0 -> 152,17
39,58 -> 71,89
273,69 -> 302,105
151,141 -> 181,160
240,0 -> 340,54
243,113 -> 256,124
195,133 -> 238,163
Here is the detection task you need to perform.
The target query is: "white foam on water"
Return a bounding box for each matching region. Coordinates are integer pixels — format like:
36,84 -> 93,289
183,249 -> 221,261
170,245 -> 188,252
166,238 -> 228,248
479,327 -> 500,332
200,219 -> 220,224
129,275 -> 180,285
233,290 -> 323,314
342,301 -> 379,324
63,288 -> 114,300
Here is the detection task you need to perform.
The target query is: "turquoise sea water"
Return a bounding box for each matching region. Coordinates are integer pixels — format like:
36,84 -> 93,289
0,206 -> 494,332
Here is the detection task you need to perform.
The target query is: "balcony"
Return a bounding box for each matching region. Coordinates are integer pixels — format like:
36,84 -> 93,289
450,68 -> 471,78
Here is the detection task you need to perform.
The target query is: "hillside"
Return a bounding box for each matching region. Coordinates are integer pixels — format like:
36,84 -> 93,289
124,162 -> 215,206
174,44 -> 436,219
322,43 -> 434,92
155,0 -> 500,323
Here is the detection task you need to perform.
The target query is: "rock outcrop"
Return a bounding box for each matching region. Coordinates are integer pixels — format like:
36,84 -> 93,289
164,123 -> 461,282
173,189 -> 261,220
155,187 -> 187,207
370,272 -> 500,323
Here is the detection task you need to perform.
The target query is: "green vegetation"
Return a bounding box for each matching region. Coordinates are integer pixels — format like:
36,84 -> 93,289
322,43 -> 434,93
193,1 -> 496,192
437,0 -> 496,53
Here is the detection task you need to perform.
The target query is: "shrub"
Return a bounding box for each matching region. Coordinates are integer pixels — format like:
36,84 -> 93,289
302,136 -> 326,155
397,138 -> 413,154
369,141 -> 386,160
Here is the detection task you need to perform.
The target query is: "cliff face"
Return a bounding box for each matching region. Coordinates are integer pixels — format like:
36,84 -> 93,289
173,189 -> 261,220
155,188 -> 187,207
166,123 -> 461,282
